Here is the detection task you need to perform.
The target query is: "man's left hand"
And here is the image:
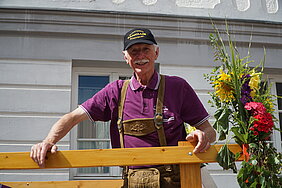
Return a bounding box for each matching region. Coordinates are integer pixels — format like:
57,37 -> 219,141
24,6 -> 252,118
186,130 -> 210,153
186,120 -> 216,153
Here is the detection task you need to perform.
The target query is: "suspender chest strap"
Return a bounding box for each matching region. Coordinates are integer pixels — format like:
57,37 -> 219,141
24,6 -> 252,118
154,74 -> 167,146
117,80 -> 130,149
117,75 -> 167,148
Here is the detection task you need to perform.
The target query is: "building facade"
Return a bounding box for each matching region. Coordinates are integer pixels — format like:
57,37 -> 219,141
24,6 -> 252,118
0,1 -> 281,187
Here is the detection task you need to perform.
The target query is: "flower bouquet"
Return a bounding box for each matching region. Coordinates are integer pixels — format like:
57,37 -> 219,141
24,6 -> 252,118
205,23 -> 282,187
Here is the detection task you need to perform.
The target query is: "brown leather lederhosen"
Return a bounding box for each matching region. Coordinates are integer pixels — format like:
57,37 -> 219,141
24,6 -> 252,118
118,75 -> 180,188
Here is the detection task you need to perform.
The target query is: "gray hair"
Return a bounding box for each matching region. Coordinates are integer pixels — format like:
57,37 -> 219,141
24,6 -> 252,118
123,44 -> 159,56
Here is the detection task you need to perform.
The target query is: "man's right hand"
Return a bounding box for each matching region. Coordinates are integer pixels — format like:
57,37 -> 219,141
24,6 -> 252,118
30,141 -> 58,168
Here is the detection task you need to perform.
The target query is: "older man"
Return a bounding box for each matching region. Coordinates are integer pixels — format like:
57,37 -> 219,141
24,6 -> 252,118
30,28 -> 216,188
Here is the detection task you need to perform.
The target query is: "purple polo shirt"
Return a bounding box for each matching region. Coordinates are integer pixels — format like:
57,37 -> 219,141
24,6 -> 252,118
80,71 -> 209,150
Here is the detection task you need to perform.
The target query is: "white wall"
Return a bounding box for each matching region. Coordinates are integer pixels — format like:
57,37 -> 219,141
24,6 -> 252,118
0,59 -> 72,181
0,0 -> 281,23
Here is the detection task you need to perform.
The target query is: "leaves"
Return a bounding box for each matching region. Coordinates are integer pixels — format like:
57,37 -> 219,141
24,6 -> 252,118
237,142 -> 282,187
216,144 -> 237,173
230,127 -> 248,144
213,107 -> 231,140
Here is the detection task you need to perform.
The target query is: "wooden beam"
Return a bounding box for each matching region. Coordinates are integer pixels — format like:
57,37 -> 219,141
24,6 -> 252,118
0,143 -> 242,170
179,141 -> 202,188
0,180 -> 123,188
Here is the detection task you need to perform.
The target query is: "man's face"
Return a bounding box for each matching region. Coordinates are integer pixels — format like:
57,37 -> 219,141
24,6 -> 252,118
123,43 -> 159,76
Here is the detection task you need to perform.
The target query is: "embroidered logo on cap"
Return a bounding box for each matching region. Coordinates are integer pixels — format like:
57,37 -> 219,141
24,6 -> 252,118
123,28 -> 157,50
127,30 -> 147,40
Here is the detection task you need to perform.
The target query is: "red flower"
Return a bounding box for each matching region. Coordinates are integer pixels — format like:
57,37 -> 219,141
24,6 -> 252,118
250,112 -> 274,134
246,102 -> 274,135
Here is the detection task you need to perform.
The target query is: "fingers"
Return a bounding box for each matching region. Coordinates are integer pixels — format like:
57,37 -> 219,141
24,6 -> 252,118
51,145 -> 58,154
194,131 -> 206,153
30,142 -> 56,168
186,134 -> 196,142
39,143 -> 48,168
30,144 -> 38,164
202,141 -> 211,151
186,130 -> 210,154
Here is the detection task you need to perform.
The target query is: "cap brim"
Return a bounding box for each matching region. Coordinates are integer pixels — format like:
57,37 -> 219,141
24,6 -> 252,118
124,40 -> 155,50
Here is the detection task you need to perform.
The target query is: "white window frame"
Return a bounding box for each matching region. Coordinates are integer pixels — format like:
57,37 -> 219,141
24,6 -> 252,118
70,66 -> 132,180
268,75 -> 282,152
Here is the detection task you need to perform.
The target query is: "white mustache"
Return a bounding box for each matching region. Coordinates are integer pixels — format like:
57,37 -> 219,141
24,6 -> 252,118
134,59 -> 149,64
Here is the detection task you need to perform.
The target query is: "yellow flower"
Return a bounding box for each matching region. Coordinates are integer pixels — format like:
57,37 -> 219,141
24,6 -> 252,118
249,71 -> 260,97
265,98 -> 275,112
186,124 -> 196,134
213,70 -> 234,102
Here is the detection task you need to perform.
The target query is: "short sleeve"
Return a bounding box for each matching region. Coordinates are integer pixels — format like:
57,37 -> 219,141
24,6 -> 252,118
80,80 -> 122,122
180,80 -> 210,127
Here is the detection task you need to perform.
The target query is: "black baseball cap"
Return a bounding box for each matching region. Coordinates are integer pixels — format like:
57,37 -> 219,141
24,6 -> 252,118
123,28 -> 157,50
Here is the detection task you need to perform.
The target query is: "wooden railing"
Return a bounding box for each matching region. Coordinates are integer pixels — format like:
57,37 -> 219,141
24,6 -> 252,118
0,141 -> 243,188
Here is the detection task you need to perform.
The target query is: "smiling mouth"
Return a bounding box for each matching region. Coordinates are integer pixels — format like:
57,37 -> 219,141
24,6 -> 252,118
134,59 -> 149,66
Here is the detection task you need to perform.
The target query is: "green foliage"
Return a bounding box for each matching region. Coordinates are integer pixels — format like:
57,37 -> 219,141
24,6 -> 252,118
216,144 -> 237,173
213,107 -> 231,140
237,142 -> 282,188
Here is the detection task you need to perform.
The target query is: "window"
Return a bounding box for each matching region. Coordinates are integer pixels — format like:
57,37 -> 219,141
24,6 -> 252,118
276,83 -> 282,142
77,75 -> 110,175
269,79 -> 282,152
70,67 -> 132,180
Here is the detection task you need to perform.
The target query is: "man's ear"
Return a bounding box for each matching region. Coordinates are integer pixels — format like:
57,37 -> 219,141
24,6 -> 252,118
123,51 -> 129,64
155,46 -> 160,60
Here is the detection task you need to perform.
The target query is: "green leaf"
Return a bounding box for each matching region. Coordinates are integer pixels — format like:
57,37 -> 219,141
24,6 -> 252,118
213,107 -> 231,140
259,176 -> 266,188
250,182 -> 258,188
249,143 -> 258,149
235,152 -> 241,160
216,144 -> 237,173
230,127 -> 248,143
243,133 -> 249,143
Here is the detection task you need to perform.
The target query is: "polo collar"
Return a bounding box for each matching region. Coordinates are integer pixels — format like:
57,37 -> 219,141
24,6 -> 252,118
129,71 -> 160,91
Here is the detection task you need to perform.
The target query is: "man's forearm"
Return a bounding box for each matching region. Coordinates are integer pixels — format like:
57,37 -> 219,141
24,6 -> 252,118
197,120 -> 216,143
30,107 -> 88,167
44,107 -> 88,145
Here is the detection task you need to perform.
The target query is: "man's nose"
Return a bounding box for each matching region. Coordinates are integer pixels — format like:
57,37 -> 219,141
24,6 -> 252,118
136,51 -> 146,59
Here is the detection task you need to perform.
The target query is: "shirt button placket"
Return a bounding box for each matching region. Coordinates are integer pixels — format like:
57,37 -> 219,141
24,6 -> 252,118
143,89 -> 149,113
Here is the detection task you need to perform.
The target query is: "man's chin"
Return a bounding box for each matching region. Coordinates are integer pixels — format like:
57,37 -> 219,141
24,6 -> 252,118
134,68 -> 143,73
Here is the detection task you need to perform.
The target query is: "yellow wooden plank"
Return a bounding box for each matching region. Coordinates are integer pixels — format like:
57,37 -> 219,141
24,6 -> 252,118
0,180 -> 123,188
0,143 -> 242,170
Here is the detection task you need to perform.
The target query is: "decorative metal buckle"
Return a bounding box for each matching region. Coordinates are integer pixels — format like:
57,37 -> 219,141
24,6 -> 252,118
154,113 -> 163,129
117,118 -> 123,132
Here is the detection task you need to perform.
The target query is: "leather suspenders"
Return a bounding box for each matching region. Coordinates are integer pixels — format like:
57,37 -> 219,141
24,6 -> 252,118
117,79 -> 130,149
154,74 -> 167,147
